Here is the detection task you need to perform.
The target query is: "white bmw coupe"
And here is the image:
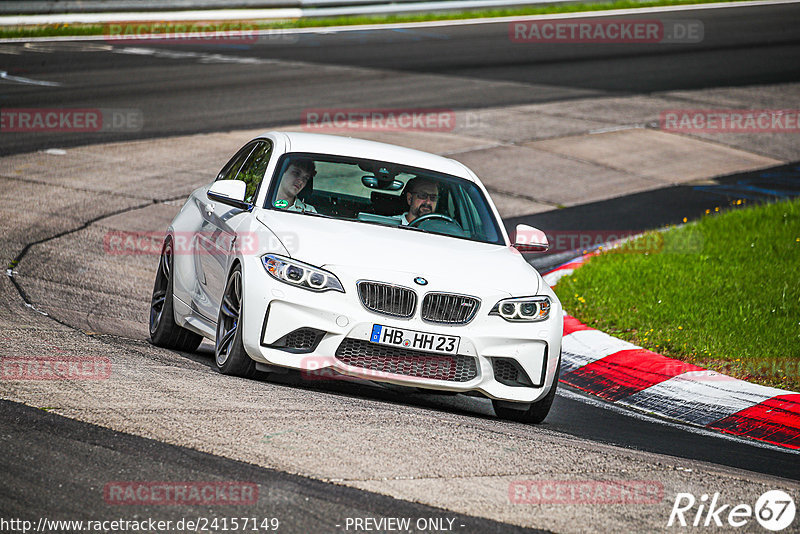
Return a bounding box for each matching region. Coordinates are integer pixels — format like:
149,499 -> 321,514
149,132 -> 563,423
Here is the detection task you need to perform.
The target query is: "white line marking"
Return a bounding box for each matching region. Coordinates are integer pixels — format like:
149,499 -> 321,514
0,45 -> 22,54
588,125 -> 644,135
0,70 -> 61,86
271,0 -> 800,34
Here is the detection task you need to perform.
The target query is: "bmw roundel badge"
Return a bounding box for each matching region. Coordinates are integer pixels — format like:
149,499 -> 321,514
414,277 -> 428,286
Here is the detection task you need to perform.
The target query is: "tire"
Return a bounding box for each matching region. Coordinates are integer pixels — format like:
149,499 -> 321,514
149,239 -> 203,352
493,352 -> 561,424
213,264 -> 256,378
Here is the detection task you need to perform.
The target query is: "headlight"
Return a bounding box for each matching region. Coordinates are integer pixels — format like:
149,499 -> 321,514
262,254 -> 344,293
490,296 -> 551,322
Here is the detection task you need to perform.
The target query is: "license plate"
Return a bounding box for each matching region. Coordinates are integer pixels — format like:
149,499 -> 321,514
369,325 -> 460,355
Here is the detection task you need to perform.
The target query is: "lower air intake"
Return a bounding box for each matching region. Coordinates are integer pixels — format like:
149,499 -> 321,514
492,358 -> 534,387
268,328 -> 324,353
335,338 -> 478,382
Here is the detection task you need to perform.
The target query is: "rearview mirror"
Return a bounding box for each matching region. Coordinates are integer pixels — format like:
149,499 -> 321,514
512,224 -> 549,252
361,175 -> 404,190
207,180 -> 251,211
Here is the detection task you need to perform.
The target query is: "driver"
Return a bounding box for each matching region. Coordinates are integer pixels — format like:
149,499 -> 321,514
399,177 -> 438,225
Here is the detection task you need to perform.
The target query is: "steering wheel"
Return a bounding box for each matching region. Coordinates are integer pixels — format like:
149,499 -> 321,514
408,213 -> 458,228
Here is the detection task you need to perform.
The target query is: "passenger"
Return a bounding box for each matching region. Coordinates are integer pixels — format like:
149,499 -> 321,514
275,158 -> 317,213
399,177 -> 439,225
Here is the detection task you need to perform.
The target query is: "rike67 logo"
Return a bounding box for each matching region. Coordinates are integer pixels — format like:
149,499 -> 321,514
667,490 -> 796,531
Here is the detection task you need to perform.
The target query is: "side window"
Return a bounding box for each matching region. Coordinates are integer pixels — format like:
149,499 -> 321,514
216,141 -> 272,204
234,141 -> 272,203
217,144 -> 255,182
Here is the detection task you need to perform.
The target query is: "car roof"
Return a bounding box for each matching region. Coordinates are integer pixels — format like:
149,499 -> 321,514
265,131 -> 477,181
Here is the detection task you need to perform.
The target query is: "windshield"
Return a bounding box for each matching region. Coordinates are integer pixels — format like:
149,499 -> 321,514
265,152 -> 504,245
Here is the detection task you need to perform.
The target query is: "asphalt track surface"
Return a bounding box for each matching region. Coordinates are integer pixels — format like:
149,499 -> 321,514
1,2 -> 799,155
2,2 -> 800,531
0,400 -> 542,533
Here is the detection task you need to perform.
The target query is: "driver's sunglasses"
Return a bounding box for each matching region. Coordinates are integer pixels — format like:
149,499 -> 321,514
412,192 -> 438,202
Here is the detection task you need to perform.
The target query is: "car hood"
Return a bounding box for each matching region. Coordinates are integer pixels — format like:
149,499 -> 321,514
256,210 -> 540,296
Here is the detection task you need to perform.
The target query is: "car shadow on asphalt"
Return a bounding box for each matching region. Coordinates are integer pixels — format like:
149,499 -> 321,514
186,341 -> 502,422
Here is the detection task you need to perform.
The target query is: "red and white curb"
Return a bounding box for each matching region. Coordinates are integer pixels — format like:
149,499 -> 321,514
544,255 -> 800,450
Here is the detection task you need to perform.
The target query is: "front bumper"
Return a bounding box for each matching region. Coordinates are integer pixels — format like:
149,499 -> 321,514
240,256 -> 563,404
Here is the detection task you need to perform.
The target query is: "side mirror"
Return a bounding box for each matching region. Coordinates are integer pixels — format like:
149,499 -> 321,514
207,180 -> 251,211
512,224 -> 549,252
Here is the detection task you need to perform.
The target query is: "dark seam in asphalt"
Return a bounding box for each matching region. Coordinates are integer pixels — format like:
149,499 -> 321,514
5,194 -> 186,332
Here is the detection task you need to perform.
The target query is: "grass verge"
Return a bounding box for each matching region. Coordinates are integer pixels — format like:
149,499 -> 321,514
1,0 -> 750,39
554,197 -> 800,391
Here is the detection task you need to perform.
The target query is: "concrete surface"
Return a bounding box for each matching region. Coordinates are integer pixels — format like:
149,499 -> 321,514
526,129 -> 782,184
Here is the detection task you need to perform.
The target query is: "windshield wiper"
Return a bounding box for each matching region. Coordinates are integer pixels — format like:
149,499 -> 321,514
298,210 -> 334,218
395,224 -> 428,233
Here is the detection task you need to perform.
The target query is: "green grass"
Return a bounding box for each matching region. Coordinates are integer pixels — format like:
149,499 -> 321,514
554,197 -> 800,391
0,0 -> 749,39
